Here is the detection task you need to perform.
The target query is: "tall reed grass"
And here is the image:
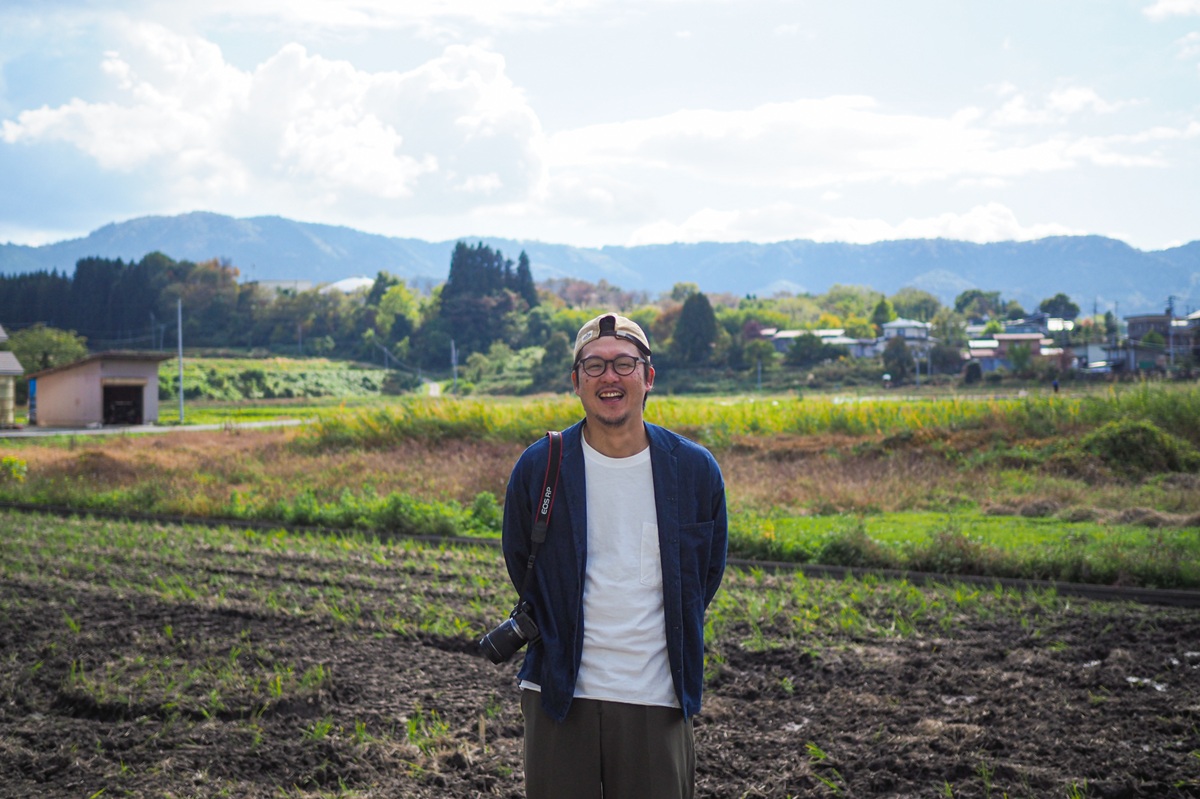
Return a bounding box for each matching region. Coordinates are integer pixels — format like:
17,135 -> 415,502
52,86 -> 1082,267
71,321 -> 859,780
300,383 -> 1200,449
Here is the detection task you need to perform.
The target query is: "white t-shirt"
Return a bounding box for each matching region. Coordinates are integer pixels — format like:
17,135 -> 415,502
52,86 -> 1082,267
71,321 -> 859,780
569,435 -> 678,708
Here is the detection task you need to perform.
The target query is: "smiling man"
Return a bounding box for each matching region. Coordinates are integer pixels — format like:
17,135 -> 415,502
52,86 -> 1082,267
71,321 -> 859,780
501,312 -> 728,799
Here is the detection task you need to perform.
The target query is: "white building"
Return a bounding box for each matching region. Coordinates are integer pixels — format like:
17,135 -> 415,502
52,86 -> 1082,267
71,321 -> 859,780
0,323 -> 23,427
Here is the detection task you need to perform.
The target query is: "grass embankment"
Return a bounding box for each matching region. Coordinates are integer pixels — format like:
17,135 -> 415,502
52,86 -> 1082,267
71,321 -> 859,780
2,385 -> 1199,588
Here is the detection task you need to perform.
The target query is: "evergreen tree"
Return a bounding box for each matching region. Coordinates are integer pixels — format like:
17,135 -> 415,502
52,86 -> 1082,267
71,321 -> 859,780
785,333 -> 847,368
890,288 -> 941,322
424,241 -> 524,363
531,331 -> 573,391
1104,310 -> 1119,339
1038,293 -> 1080,320
366,271 -> 400,307
672,292 -> 717,364
954,289 -> 1003,321
870,296 -> 897,334
515,251 -> 538,309
882,336 -> 911,383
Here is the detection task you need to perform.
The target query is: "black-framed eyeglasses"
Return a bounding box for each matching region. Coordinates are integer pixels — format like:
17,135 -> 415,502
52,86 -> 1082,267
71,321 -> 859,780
578,355 -> 646,377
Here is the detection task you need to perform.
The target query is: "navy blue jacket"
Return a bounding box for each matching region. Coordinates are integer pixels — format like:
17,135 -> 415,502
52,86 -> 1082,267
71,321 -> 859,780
502,420 -> 728,722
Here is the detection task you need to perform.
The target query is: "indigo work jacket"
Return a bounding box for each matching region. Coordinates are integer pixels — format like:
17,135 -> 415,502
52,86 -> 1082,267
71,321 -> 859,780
501,420 -> 728,722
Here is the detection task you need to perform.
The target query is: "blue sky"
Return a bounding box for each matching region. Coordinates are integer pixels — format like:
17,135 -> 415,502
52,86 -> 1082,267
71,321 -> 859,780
1,1 -> 1198,251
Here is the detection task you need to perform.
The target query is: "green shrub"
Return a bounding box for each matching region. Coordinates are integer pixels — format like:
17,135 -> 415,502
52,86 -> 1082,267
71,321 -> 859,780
469,492 -> 503,533
382,370 -> 422,395
0,456 -> 27,484
817,520 -> 891,568
1079,419 -> 1200,477
905,528 -> 997,576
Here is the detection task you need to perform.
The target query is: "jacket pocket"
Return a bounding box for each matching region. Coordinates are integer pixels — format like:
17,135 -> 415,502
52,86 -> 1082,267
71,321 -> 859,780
679,520 -> 716,607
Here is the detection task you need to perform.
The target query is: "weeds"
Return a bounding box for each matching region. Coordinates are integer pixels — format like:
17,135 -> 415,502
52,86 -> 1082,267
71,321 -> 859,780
404,705 -> 452,756
805,741 -> 846,796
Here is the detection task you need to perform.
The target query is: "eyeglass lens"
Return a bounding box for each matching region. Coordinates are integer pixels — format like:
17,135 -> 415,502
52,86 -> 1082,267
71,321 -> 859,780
581,356 -> 639,376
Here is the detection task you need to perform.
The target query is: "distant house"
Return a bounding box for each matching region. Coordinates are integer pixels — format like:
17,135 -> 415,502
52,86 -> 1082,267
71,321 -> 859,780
765,327 -> 876,357
882,318 -> 935,363
251,279 -> 314,295
767,329 -> 808,354
881,318 -> 932,342
1003,312 -> 1074,337
0,323 -> 24,427
1124,312 -> 1194,368
993,333 -> 1048,358
966,333 -> 1058,372
967,339 -> 1002,372
25,351 -> 172,428
1190,311 -> 1200,361
319,276 -> 375,294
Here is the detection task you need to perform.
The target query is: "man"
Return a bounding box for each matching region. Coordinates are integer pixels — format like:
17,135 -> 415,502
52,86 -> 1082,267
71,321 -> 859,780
502,312 -> 728,799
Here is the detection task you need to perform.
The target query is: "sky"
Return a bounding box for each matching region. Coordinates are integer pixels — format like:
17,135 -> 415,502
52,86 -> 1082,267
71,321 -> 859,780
1,0 -> 1199,252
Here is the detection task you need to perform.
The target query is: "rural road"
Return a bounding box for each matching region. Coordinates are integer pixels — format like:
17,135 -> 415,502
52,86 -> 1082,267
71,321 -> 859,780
0,418 -> 308,438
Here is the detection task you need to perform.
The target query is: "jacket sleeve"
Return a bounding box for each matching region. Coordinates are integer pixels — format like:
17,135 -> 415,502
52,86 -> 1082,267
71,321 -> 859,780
502,441 -> 539,596
704,455 -> 728,609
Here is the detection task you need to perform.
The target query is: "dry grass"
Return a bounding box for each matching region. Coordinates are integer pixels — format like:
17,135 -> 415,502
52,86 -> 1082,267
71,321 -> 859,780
4,421 -> 1199,521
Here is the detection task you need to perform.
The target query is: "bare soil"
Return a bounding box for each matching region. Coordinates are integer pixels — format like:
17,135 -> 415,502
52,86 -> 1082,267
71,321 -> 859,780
2,545 -> 1197,799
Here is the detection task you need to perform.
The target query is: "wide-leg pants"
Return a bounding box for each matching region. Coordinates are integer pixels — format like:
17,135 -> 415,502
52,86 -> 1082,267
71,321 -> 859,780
521,690 -> 695,799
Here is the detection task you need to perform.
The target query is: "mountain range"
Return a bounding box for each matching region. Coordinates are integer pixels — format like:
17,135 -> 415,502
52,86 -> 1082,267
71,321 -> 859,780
2,211 -> 1198,316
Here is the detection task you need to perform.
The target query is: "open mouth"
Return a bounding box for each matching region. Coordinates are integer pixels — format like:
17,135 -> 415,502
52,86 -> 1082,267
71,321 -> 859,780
597,389 -> 625,403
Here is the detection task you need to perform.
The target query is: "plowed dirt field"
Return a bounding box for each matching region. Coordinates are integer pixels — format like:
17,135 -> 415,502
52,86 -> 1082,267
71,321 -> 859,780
1,512 -> 1197,798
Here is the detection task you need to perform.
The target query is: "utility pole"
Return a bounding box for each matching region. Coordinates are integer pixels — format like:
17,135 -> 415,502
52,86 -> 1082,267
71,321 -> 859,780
1167,295 -> 1176,369
450,339 -> 458,394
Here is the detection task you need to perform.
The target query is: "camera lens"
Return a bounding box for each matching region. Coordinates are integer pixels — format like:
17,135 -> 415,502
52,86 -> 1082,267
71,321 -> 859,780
480,617 -> 524,664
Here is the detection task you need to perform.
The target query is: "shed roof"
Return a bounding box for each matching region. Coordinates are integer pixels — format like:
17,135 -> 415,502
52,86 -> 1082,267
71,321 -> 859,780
0,351 -> 23,376
25,350 -> 173,381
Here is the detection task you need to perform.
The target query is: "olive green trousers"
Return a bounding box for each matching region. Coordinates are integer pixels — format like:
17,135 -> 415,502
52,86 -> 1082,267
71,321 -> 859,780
521,690 -> 695,799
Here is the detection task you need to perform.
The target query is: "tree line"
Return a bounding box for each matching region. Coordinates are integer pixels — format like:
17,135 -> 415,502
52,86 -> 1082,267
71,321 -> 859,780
0,242 -> 1122,390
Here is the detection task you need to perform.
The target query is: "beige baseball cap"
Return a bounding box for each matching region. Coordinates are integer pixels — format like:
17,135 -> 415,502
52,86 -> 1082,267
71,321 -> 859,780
573,313 -> 652,362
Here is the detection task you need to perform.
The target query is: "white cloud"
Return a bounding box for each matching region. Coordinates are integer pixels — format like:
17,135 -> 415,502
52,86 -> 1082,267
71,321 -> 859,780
1,23 -> 545,226
1143,0 -> 1200,20
990,86 -> 1127,126
1177,31 -> 1200,63
547,92 -> 1168,198
139,0 -> 617,32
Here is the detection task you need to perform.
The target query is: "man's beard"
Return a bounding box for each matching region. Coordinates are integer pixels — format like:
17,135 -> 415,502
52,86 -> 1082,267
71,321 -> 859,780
593,410 -> 629,428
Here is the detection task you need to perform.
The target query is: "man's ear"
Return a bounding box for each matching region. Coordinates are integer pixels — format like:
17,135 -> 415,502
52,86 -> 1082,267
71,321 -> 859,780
571,367 -> 580,394
645,365 -> 655,391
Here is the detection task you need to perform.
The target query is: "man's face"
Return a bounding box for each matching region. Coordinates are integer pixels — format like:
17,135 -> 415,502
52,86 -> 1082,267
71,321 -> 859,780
571,337 -> 654,429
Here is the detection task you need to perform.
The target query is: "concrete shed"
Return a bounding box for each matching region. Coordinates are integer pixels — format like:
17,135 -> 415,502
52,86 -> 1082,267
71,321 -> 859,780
26,351 -> 172,428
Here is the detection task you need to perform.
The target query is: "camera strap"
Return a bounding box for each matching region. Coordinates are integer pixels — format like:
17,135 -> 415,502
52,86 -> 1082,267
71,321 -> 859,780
519,430 -> 562,601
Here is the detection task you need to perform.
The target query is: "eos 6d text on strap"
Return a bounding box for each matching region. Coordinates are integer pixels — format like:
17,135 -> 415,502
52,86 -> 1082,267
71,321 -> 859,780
479,431 -> 562,664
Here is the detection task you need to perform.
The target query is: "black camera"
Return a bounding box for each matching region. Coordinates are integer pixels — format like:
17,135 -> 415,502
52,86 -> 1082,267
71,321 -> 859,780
479,602 -> 540,664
